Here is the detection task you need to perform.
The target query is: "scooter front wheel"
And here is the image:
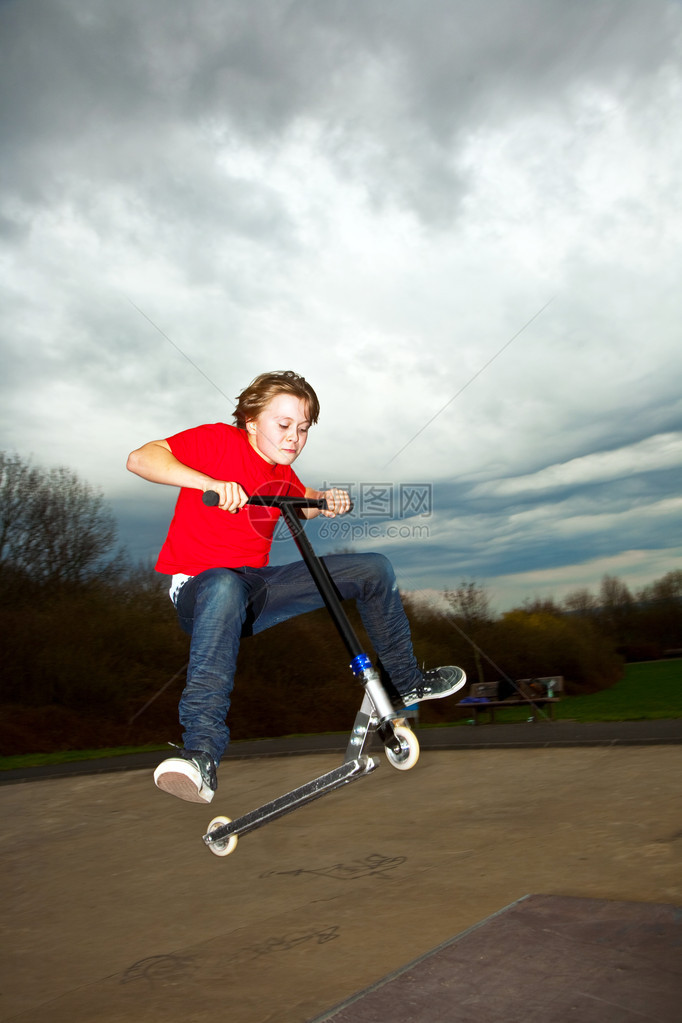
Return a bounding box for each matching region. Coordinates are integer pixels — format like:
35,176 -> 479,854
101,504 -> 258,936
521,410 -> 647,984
385,724 -> 420,771
206,815 -> 239,857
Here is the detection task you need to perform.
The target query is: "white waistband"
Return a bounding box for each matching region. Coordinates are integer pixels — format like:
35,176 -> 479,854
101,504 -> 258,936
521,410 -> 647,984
169,573 -> 193,605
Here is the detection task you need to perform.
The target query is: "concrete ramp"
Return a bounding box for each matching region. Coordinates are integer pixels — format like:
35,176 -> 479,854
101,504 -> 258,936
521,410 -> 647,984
311,895 -> 682,1023
2,748 -> 680,1023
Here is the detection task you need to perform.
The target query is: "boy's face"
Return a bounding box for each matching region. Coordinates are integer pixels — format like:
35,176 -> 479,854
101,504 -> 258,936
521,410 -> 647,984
246,393 -> 311,466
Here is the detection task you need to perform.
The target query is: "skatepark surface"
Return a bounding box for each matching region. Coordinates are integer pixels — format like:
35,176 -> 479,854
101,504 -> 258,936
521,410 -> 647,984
2,722 -> 681,1022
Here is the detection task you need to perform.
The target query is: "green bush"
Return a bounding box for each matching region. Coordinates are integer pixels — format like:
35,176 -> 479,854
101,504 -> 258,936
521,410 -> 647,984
488,609 -> 624,694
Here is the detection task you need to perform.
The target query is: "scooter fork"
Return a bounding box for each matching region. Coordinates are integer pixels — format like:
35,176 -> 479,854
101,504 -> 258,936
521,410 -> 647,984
345,656 -> 407,761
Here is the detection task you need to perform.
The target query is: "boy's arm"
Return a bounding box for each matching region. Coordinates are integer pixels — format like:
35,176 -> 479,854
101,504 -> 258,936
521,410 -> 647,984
126,439 -> 247,512
303,486 -> 352,519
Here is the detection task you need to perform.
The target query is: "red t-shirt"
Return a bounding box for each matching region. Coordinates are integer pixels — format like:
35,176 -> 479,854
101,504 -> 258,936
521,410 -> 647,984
155,423 -> 305,575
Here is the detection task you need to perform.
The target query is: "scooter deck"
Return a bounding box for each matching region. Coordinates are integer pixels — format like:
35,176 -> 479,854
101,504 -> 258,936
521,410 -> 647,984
203,755 -> 379,851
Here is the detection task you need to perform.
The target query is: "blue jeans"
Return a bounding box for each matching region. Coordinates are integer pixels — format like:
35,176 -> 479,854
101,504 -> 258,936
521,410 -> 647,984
174,552 -> 422,764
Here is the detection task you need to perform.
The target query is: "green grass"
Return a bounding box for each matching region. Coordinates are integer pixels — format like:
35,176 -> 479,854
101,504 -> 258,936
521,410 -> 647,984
556,659 -> 682,722
0,744 -> 167,772
1,659 -> 680,771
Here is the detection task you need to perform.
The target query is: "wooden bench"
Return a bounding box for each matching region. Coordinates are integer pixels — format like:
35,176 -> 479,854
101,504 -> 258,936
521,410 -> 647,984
463,677 -> 564,725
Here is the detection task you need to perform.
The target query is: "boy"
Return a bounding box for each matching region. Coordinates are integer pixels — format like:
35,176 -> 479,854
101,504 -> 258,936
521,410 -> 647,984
127,370 -> 465,803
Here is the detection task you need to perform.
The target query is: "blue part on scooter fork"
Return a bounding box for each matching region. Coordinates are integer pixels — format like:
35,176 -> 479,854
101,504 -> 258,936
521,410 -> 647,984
350,656 -> 396,723
350,653 -> 372,676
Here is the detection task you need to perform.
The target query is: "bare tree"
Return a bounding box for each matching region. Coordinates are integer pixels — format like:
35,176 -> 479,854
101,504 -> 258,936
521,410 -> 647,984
445,579 -> 493,685
445,578 -> 493,627
0,452 -> 41,567
638,570 -> 682,605
598,574 -> 636,647
0,452 -> 117,586
563,587 -> 599,616
636,570 -> 682,653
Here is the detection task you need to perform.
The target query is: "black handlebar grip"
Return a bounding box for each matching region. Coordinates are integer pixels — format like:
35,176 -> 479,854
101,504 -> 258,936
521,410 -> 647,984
202,491 -> 352,512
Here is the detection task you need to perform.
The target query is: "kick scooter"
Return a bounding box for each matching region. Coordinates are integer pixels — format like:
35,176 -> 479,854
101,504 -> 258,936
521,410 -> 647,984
200,492 -> 421,858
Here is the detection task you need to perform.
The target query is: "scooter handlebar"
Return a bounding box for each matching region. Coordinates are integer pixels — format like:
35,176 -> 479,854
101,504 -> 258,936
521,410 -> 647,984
202,491 -> 355,512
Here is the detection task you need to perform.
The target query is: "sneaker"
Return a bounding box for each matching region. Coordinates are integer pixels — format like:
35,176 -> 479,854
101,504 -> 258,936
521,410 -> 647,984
399,665 -> 467,707
153,749 -> 217,804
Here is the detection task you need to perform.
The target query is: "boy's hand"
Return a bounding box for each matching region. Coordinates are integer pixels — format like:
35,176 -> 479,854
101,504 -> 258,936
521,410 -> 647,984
205,481 -> 249,513
321,488 -> 352,517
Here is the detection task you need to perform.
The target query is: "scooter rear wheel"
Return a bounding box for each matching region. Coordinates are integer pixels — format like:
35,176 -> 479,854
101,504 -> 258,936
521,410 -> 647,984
206,815 -> 239,857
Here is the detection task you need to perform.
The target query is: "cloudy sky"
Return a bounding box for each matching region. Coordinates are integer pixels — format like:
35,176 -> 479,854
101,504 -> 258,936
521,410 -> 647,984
1,0 -> 681,609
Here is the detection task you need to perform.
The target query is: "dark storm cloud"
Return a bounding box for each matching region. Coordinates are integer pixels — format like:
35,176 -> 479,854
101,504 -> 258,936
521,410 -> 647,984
2,0 -> 677,221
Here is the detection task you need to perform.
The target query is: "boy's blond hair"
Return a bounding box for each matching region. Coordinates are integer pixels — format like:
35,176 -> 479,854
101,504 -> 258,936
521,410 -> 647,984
233,370 -> 320,429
